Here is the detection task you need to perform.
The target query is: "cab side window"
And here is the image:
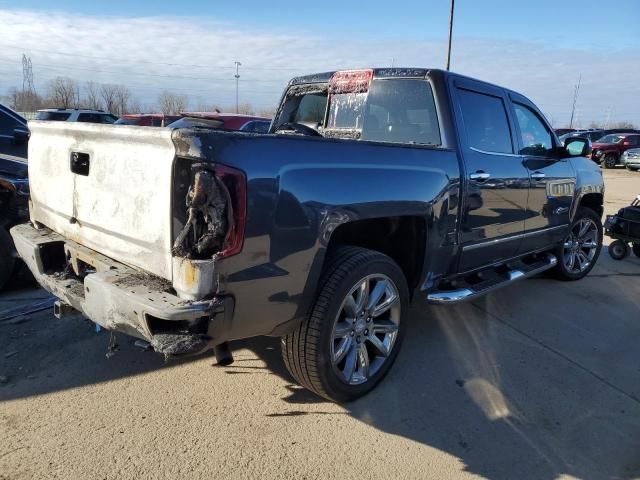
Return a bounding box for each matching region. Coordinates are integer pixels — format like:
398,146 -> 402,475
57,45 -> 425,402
513,103 -> 553,157
457,89 -> 513,154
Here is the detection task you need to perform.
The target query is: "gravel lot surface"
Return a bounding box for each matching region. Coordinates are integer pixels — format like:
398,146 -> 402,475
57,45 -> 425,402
1,169 -> 639,479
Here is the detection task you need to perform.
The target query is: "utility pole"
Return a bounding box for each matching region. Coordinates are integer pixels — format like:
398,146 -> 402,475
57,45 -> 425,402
446,0 -> 455,70
569,74 -> 581,129
234,61 -> 241,114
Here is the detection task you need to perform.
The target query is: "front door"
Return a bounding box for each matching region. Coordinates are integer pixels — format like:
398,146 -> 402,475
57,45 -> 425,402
453,80 -> 530,272
509,97 -> 576,252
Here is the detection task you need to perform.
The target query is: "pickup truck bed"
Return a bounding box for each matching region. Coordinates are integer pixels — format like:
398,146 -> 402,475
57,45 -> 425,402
12,68 -> 605,401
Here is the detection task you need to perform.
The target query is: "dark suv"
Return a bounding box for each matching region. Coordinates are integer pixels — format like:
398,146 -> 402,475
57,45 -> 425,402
591,133 -> 640,168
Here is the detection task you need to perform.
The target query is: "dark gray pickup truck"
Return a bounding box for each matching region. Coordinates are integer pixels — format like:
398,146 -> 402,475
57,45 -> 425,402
11,68 -> 604,401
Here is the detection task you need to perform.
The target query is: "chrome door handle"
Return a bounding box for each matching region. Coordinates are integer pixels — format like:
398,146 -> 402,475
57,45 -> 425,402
469,171 -> 490,181
531,172 -> 546,180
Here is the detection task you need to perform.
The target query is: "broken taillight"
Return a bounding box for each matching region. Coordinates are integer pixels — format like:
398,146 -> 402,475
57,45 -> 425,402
215,164 -> 246,258
329,69 -> 373,94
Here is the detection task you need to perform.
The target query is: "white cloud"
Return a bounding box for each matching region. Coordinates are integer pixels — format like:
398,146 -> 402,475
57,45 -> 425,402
0,8 -> 638,125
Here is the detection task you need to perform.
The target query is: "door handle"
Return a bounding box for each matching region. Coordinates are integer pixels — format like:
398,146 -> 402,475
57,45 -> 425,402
531,172 -> 546,180
469,171 -> 490,181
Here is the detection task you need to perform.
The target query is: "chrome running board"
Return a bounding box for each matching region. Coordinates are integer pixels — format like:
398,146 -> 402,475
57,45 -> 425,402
426,253 -> 558,305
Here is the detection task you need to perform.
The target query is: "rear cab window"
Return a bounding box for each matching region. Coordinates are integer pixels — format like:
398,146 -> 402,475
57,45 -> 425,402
456,88 -> 513,154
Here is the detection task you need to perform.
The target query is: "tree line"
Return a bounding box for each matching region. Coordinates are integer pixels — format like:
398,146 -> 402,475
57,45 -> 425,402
3,76 -> 276,118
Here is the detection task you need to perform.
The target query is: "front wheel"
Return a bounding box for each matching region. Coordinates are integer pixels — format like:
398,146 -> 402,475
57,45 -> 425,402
552,207 -> 603,280
281,247 -> 409,402
603,154 -> 617,169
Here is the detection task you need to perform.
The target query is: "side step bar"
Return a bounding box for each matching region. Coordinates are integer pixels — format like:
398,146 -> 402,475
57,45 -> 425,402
426,253 -> 557,305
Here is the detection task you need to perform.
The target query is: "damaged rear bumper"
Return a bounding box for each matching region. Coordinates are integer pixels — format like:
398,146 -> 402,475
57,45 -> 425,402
10,222 -> 233,356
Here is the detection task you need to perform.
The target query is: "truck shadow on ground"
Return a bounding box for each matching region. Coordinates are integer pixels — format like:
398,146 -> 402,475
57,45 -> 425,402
2,262 -> 640,479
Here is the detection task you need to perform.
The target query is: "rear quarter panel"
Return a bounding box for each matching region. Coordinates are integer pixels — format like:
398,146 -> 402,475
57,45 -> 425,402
174,130 -> 461,339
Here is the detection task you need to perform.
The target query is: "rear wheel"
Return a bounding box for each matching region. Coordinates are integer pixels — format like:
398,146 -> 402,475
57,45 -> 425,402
281,246 -> 409,402
0,228 -> 16,290
553,207 -> 602,280
603,154 -> 618,169
609,240 -> 629,260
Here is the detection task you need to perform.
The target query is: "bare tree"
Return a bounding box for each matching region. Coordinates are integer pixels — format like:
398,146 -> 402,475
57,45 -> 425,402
113,85 -> 131,115
46,77 -> 80,108
100,84 -> 120,114
7,87 -> 44,112
83,81 -> 102,110
194,98 -> 222,113
158,91 -> 188,115
236,103 -> 255,115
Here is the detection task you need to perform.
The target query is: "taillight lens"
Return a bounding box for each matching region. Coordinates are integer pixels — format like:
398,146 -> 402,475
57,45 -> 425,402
215,164 -> 246,258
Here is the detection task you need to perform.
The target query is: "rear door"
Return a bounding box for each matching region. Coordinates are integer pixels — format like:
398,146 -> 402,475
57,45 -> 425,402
508,94 -> 575,252
453,79 -> 530,272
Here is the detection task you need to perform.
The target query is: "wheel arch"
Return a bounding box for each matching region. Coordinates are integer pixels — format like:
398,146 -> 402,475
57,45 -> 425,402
324,215 -> 427,293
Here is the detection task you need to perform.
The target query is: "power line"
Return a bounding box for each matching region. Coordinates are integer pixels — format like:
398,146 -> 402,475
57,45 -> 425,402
0,42 -> 304,71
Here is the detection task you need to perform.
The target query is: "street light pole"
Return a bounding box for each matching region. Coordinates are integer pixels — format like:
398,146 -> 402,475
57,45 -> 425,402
234,61 -> 242,114
446,0 -> 455,71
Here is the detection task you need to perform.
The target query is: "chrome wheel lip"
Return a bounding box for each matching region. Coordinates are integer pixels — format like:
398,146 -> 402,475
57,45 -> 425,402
330,273 -> 401,386
562,217 -> 599,273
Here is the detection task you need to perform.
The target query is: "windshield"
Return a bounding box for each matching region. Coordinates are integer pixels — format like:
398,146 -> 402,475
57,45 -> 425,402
36,111 -> 71,121
597,134 -> 624,144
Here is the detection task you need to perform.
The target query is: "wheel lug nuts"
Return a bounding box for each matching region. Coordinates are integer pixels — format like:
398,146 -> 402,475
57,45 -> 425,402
364,329 -> 369,335
350,330 -> 354,336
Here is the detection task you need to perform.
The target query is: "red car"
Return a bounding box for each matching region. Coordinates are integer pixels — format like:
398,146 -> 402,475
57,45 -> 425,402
169,112 -> 271,132
115,114 -> 181,127
591,133 -> 640,168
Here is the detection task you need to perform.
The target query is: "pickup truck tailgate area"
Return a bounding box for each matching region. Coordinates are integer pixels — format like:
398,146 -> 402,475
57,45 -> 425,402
27,121 -> 176,279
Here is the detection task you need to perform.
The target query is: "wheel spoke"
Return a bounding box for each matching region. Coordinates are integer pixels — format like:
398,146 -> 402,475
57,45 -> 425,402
333,321 -> 353,339
372,292 -> 399,318
372,318 -> 399,335
367,334 -> 390,357
366,279 -> 388,313
343,295 -> 358,318
354,279 -> 369,314
357,343 -> 370,379
565,252 -> 576,270
576,251 -> 588,271
342,345 -> 358,383
333,336 -> 353,364
578,219 -> 591,238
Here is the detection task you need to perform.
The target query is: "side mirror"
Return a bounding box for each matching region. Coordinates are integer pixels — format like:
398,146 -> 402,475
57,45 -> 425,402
565,137 -> 591,157
12,127 -> 30,145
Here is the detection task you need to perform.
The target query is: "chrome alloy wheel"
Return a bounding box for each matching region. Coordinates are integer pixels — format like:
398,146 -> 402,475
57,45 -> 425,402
563,218 -> 599,273
330,274 -> 401,386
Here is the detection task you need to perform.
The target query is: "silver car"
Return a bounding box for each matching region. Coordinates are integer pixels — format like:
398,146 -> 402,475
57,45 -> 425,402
622,148 -> 640,171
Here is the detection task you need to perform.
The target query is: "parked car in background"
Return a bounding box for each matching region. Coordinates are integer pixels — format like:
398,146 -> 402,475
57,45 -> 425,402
0,153 -> 29,289
559,129 -> 605,145
591,133 -> 640,168
0,104 -> 29,158
36,108 -> 118,124
554,128 -> 577,136
622,148 -> 640,171
167,112 -> 271,131
115,114 -> 180,127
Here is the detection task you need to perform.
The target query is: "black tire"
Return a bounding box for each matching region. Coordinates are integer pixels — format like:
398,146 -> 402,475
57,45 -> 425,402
0,228 -> 16,290
552,207 -> 603,281
603,154 -> 617,169
281,246 -> 409,402
608,240 -> 629,260
632,243 -> 640,258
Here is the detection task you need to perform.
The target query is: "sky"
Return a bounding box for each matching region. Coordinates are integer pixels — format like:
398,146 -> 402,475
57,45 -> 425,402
0,1 -> 638,126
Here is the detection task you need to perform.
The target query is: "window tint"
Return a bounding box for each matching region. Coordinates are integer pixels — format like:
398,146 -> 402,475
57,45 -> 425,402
78,113 -> 102,123
35,111 -> 71,121
457,89 -> 513,154
361,79 -> 441,145
513,103 -> 553,156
